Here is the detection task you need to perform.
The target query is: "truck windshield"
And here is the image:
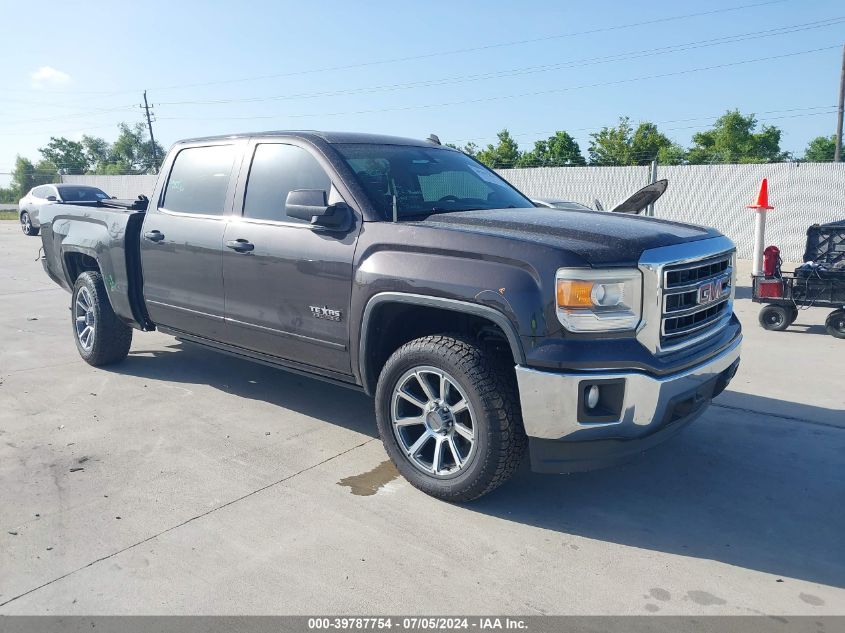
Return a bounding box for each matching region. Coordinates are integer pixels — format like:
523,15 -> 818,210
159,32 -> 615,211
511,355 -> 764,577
334,143 -> 534,220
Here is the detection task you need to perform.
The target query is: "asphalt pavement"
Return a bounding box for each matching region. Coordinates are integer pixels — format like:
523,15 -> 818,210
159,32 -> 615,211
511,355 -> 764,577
0,221 -> 842,615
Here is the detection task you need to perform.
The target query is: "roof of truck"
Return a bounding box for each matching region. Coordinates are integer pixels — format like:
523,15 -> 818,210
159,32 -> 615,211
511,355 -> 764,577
176,130 -> 443,147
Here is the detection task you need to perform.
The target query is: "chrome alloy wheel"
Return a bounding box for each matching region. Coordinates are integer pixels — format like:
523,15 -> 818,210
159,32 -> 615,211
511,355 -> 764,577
74,286 -> 96,351
21,212 -> 31,235
391,366 -> 476,477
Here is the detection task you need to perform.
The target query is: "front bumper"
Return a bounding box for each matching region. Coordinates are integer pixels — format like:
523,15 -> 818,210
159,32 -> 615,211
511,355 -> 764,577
515,336 -> 742,473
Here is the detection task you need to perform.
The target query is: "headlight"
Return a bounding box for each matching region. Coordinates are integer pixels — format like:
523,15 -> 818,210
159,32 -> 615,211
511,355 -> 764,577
555,268 -> 642,332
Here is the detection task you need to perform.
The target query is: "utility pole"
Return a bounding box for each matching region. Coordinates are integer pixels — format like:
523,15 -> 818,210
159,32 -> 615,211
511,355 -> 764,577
835,44 -> 845,162
142,90 -> 159,171
646,159 -> 658,217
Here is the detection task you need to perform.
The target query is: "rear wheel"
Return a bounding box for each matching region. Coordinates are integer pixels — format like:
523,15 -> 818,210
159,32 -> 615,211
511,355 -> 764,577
20,211 -> 38,236
758,305 -> 791,331
72,271 -> 133,365
825,309 -> 845,339
375,334 -> 526,502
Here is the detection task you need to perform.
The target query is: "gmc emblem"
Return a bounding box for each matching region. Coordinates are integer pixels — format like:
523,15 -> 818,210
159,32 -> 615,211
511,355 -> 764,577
697,275 -> 731,305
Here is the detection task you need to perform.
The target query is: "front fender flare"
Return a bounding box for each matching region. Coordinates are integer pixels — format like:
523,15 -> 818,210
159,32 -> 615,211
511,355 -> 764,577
358,292 -> 525,395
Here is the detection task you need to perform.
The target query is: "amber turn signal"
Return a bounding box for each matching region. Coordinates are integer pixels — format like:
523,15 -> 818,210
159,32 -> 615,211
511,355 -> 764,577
556,280 -> 594,308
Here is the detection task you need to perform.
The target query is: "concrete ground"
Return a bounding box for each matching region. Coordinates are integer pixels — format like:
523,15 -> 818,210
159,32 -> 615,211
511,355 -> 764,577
0,220 -> 843,615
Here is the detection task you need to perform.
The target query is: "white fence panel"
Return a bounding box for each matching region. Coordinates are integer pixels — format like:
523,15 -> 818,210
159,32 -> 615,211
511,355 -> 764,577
499,163 -> 845,261
61,174 -> 158,200
62,164 -> 845,262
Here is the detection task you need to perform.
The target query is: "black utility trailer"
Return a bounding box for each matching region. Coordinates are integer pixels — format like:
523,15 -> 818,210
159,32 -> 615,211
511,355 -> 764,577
752,221 -> 845,338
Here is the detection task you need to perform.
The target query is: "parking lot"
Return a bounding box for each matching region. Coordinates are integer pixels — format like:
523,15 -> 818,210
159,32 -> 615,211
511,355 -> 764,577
0,220 -> 843,615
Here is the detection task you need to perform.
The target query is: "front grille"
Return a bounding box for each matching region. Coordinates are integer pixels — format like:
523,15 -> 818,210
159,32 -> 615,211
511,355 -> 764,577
661,253 -> 733,349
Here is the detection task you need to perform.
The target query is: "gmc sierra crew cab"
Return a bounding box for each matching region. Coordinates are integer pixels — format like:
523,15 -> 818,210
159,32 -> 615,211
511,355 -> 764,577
38,131 -> 742,501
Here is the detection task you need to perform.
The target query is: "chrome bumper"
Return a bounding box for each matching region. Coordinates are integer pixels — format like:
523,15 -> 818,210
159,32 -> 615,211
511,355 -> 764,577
515,336 -> 742,442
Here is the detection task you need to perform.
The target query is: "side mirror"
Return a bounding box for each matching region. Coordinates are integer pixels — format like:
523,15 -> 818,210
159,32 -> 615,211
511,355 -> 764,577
46,195 -> 57,202
285,189 -> 351,229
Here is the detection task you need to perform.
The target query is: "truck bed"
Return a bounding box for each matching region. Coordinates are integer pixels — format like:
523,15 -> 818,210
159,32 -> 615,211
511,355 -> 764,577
39,202 -> 151,330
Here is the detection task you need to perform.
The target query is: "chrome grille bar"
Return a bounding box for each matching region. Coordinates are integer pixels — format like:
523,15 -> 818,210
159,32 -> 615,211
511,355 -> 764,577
660,253 -> 733,347
637,237 -> 737,355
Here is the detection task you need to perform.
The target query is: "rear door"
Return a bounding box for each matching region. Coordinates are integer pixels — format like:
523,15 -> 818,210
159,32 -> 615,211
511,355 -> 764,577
140,141 -> 243,340
220,139 -> 360,376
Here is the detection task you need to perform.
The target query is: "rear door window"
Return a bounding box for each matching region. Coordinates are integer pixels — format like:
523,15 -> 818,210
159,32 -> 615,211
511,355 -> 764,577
162,145 -> 236,215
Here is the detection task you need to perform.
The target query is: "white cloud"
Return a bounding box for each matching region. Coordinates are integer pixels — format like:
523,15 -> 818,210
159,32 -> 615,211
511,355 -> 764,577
30,66 -> 72,90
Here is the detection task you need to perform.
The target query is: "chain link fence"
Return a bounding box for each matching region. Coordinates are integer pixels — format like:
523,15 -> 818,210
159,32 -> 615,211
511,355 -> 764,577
61,174 -> 158,201
63,163 -> 845,261
499,162 -> 845,261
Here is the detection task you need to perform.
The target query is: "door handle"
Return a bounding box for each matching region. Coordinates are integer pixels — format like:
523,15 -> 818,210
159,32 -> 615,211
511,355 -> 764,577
226,239 -> 255,253
144,230 -> 165,242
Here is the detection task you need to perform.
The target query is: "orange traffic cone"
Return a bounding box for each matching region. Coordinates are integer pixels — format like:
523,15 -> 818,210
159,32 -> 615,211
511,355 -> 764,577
747,178 -> 774,210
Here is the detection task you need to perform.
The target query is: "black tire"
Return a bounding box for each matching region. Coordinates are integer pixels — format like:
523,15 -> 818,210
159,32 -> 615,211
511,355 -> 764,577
825,309 -> 845,339
375,334 -> 526,502
71,271 -> 132,366
20,211 -> 39,236
758,305 -> 791,331
785,305 -> 799,326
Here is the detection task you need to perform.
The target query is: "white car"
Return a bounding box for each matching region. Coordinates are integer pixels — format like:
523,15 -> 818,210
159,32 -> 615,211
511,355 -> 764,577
532,198 -> 594,211
19,184 -> 110,236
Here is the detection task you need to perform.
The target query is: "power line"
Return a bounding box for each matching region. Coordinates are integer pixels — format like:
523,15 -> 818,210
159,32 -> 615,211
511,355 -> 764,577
153,44 -> 842,123
1,104 -> 138,126
154,17 -> 845,108
4,13 -> 834,130
0,0 -> 789,99
147,0 -> 791,93
1,105 -> 837,172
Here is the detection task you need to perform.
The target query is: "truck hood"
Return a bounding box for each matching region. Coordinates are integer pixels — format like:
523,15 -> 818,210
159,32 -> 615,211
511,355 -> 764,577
409,208 -> 719,266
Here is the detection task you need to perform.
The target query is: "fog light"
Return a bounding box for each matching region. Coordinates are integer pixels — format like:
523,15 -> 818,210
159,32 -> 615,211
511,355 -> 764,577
585,385 -> 600,409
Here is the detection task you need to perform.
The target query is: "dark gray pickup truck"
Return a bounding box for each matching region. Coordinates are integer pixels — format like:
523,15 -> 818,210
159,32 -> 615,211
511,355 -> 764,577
38,131 -> 741,501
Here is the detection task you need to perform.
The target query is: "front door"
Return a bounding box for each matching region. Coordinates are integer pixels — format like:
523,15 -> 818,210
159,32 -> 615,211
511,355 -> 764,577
140,143 -> 240,340
221,141 -> 359,376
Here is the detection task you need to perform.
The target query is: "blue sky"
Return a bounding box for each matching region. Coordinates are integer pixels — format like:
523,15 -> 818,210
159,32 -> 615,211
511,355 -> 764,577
1,0 -> 843,185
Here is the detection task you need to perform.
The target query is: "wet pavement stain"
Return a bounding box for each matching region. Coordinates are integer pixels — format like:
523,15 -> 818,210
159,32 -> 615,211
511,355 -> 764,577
799,593 -> 825,606
338,460 -> 400,496
687,590 -> 727,606
650,588 -> 672,602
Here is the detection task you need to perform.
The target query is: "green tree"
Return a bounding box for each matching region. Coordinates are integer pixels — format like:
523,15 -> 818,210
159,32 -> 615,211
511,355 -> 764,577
38,137 -> 90,174
631,122 -> 684,165
518,131 -> 585,167
687,110 -> 789,164
588,118 -> 634,165
445,141 -> 479,157
803,135 -> 836,162
475,129 -> 521,168
657,143 -> 687,165
105,122 -> 165,173
81,134 -> 112,170
589,117 -> 680,165
11,156 -> 59,196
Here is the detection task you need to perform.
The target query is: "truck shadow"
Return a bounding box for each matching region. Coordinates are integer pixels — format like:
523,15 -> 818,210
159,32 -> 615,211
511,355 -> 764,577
118,340 -> 378,439
471,394 -> 845,589
115,342 -> 843,589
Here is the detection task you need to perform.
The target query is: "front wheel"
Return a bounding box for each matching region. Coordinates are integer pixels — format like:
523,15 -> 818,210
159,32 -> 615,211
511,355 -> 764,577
72,271 -> 133,365
375,335 -> 526,502
20,212 -> 39,236
826,309 -> 845,339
